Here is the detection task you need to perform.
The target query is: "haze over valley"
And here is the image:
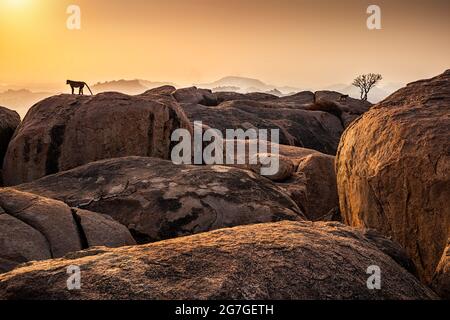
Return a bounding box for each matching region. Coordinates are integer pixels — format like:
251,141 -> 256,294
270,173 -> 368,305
1,76 -> 404,119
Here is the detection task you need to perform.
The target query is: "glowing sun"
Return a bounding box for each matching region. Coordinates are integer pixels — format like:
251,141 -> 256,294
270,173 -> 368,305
5,0 -> 29,8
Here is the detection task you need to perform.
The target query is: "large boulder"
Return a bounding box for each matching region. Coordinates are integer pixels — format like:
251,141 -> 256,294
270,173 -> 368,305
0,221 -> 437,300
140,85 -> 176,96
277,91 -> 316,105
172,86 -> 218,106
315,90 -> 372,115
3,92 -> 191,186
16,157 -> 305,243
431,240 -> 449,299
0,188 -> 135,273
218,139 -> 338,221
0,106 -> 20,185
277,153 -> 339,221
336,70 -> 450,283
306,93 -> 372,128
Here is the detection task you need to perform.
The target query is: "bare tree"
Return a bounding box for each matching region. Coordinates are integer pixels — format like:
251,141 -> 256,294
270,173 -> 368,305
352,73 -> 382,101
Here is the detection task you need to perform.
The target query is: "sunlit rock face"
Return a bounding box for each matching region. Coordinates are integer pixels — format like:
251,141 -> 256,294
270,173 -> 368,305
431,240 -> 450,299
15,156 -> 305,243
2,92 -> 191,186
0,221 -> 437,300
337,70 -> 450,284
0,188 -> 135,273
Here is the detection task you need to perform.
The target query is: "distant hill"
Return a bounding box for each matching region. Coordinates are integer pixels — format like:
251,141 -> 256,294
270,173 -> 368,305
0,78 -> 404,119
198,76 -> 403,102
0,89 -> 54,119
197,76 -> 302,95
92,79 -> 177,95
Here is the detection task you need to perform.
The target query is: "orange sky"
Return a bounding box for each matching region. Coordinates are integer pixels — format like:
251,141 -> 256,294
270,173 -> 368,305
0,0 -> 449,90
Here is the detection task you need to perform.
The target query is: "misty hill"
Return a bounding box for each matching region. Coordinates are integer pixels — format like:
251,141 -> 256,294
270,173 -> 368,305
1,78 -> 403,119
197,76 -> 301,95
198,76 -> 402,102
0,89 -> 54,119
92,79 -> 177,95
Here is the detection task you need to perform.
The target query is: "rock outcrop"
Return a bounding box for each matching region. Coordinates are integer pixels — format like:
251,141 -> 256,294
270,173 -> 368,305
16,157 -> 305,243
178,87 -> 371,155
0,189 -> 135,273
182,99 -> 344,155
278,153 -> 339,221
140,85 -> 176,96
218,139 -> 338,221
2,93 -> 191,186
315,91 -> 372,119
336,70 -> 450,283
0,106 -> 20,185
0,221 -> 437,300
173,86 -> 218,106
431,240 -> 449,299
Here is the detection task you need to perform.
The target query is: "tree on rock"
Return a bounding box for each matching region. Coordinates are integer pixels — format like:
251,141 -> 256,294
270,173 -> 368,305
352,73 -> 382,101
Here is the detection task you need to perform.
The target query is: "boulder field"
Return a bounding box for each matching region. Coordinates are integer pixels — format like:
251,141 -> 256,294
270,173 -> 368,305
178,90 -> 370,155
337,70 -> 450,285
202,138 -> 339,221
1,71 -> 448,299
1,87 -> 366,186
15,157 -> 305,243
2,93 -> 191,186
0,221 -> 437,300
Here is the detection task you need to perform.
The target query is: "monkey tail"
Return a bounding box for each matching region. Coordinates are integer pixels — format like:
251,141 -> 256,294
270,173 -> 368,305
84,83 -> 93,95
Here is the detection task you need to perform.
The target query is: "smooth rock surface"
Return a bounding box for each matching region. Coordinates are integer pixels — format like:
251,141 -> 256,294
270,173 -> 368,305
0,221 -> 437,300
16,157 -> 305,243
0,188 -> 135,273
336,70 -> 450,283
3,93 -> 191,186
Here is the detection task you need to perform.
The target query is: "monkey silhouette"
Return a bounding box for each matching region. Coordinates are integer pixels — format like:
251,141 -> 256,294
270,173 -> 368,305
66,80 -> 93,95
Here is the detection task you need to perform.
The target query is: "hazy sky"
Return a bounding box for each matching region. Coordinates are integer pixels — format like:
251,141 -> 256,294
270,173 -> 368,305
0,0 -> 449,90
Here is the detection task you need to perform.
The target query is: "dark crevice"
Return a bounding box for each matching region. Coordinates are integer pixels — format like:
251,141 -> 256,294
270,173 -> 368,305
200,96 -> 219,107
23,137 -> 31,162
167,107 -> 182,155
307,100 -> 346,129
147,113 -> 155,156
129,229 -> 156,245
45,124 -> 66,175
70,208 -> 89,249
0,127 -> 16,163
157,207 -> 201,240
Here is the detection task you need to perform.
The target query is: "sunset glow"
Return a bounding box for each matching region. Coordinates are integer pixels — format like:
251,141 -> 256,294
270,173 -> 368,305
0,0 -> 449,91
4,0 -> 29,8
